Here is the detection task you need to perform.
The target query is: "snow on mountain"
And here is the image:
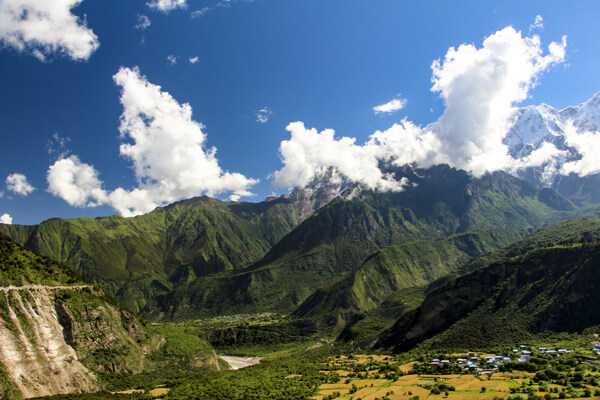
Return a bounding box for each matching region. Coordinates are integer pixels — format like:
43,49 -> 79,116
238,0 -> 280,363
506,92 -> 600,187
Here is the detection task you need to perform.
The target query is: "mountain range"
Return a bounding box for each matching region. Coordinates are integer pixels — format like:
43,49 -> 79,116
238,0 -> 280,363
2,94 -> 600,399
2,163 -> 593,319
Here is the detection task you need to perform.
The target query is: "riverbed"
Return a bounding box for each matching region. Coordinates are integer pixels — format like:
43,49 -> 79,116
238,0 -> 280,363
219,355 -> 262,370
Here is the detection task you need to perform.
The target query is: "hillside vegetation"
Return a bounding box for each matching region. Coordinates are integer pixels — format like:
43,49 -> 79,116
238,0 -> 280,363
142,167 -> 582,318
0,196 -> 305,314
293,228 -> 529,328
0,233 -> 85,286
377,218 -> 600,353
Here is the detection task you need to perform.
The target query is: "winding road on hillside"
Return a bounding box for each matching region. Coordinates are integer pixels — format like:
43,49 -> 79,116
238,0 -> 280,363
0,285 -> 93,292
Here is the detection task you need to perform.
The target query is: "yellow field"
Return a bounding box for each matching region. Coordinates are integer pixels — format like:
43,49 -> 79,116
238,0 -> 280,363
113,389 -> 144,395
149,388 -> 170,397
313,355 -> 578,400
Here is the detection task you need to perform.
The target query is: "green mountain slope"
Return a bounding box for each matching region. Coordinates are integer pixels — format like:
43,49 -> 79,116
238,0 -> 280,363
256,166 -> 572,278
153,166 -> 581,318
376,218 -> 600,353
0,165 -> 589,319
335,285 -> 427,348
293,229 -> 529,327
0,195 -> 307,314
0,233 -> 85,286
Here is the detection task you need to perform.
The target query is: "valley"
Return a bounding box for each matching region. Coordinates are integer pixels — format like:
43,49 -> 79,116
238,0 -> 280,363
2,166 -> 600,399
3,2 -> 600,399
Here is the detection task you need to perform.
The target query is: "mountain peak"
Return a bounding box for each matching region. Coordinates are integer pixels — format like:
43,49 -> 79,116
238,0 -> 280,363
506,92 -> 600,195
288,168 -> 351,219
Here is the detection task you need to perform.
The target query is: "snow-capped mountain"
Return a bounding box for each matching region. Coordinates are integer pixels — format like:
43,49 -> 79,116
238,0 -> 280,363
506,92 -> 600,201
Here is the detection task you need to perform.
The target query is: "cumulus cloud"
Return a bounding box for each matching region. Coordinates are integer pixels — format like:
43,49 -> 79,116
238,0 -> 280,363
256,107 -> 272,123
530,15 -> 544,32
112,67 -> 257,212
47,67 -> 257,217
272,122 -> 406,192
373,97 -> 407,115
189,56 -> 199,64
273,26 -> 567,189
147,0 -> 186,13
560,122 -> 600,176
368,120 -> 442,167
135,14 -> 151,30
6,173 -> 35,196
0,214 -> 12,224
0,0 -> 99,61
47,155 -> 107,207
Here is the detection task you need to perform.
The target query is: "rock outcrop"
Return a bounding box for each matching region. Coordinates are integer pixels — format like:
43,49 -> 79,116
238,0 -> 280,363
0,286 -> 98,398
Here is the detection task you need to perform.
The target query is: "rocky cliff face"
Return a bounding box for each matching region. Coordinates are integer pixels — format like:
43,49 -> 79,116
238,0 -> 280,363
0,287 -> 98,399
0,285 -> 158,399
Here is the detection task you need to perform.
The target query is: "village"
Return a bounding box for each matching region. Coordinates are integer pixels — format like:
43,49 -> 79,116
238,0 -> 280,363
312,342 -> 600,400
428,345 -> 578,375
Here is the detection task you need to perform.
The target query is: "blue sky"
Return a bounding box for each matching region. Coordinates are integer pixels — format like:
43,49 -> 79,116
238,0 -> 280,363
1,0 -> 600,224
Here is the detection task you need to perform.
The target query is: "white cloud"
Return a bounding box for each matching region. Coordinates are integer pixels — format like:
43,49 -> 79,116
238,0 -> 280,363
0,0 -> 99,61
560,122 -> 600,177
368,119 -> 442,167
0,213 -> 12,224
373,97 -> 407,115
272,122 -> 406,192
135,14 -> 151,30
6,173 -> 35,196
256,107 -> 272,123
273,26 -> 567,189
530,15 -> 544,32
216,0 -> 232,8
167,54 -> 177,65
191,7 -> 211,18
189,56 -> 199,64
147,0 -> 186,13
47,67 -> 257,217
46,155 -> 107,207
515,142 -> 566,169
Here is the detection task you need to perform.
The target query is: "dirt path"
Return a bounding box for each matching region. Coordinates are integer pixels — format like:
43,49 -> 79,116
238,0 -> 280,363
218,355 -> 262,370
0,285 -> 93,292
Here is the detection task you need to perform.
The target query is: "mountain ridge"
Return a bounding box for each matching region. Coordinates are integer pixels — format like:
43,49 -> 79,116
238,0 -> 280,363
0,164 -> 597,320
145,166 -> 584,318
